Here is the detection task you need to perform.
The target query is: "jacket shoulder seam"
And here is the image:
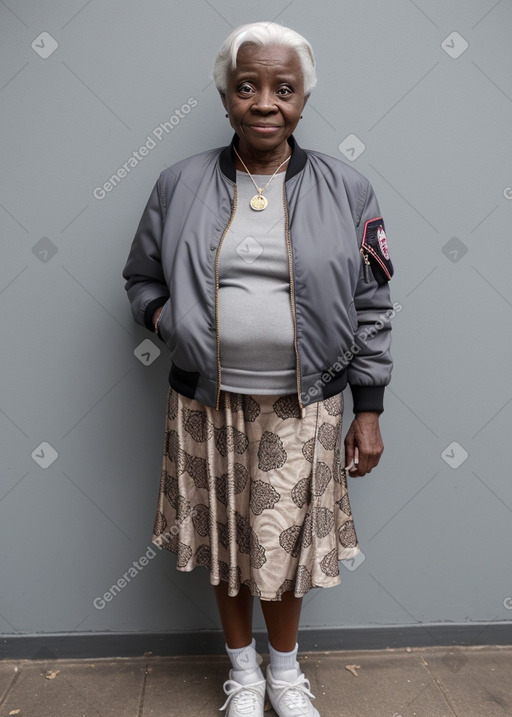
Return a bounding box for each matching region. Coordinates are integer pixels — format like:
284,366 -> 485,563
355,179 -> 370,229
156,174 -> 167,222
304,150 -> 370,229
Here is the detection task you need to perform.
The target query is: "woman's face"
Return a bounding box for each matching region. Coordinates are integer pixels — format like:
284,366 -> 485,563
222,43 -> 307,156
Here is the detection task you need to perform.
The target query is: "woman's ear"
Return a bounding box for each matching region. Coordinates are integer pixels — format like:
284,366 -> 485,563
219,92 -> 227,111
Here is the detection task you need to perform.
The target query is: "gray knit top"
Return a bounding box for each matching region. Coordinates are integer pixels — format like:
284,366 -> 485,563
218,170 -> 296,394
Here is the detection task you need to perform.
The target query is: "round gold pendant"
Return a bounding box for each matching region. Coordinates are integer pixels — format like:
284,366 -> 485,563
250,194 -> 268,211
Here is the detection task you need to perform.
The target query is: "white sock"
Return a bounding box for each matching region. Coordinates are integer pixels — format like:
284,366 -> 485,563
225,637 -> 264,684
268,641 -> 299,680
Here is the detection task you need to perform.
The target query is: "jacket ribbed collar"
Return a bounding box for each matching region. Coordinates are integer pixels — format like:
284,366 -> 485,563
219,132 -> 307,183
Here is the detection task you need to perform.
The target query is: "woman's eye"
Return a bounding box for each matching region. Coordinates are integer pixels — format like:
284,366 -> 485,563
238,84 -> 253,93
277,86 -> 292,96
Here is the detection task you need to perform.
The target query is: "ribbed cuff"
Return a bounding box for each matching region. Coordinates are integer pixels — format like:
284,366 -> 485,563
350,385 -> 385,414
144,296 -> 168,332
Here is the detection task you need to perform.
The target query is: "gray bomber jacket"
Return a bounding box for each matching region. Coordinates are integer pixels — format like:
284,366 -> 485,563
122,133 -> 394,414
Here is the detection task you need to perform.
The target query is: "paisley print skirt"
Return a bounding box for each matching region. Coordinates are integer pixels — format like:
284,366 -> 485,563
152,387 -> 360,600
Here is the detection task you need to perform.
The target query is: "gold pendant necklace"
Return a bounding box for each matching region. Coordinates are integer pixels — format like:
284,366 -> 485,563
233,145 -> 291,211
250,194 -> 268,211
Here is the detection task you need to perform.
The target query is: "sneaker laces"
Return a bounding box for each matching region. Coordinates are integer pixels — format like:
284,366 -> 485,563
272,673 -> 316,710
219,677 -> 266,714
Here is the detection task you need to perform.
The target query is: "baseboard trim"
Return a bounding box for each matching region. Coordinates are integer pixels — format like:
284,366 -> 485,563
2,623 -> 512,660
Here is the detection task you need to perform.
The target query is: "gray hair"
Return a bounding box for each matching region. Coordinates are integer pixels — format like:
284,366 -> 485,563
213,21 -> 317,97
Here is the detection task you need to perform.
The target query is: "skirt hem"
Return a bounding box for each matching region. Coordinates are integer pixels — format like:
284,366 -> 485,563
152,536 -> 361,600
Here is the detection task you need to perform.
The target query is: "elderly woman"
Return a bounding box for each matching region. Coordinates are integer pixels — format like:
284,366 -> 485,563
123,21 -> 393,717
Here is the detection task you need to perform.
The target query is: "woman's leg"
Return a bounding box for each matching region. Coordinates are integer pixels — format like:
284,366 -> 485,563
213,582 -> 303,650
213,580 -> 254,648
260,590 -> 303,651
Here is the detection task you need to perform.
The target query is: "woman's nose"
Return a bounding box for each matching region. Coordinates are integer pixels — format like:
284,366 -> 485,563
252,88 -> 276,112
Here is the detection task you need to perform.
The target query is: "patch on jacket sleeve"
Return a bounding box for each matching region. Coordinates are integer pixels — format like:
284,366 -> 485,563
361,217 -> 393,284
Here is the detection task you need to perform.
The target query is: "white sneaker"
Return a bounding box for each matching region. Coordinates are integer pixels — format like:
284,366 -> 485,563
266,664 -> 320,717
219,669 -> 266,716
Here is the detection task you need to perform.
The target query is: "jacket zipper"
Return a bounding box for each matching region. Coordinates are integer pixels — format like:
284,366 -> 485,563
360,246 -> 371,284
282,183 -> 305,418
214,185 -> 239,410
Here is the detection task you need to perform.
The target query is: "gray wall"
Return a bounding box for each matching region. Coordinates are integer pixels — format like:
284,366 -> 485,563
1,0 -> 512,648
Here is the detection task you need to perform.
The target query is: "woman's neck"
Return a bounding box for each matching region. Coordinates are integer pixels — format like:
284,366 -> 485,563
234,140 -> 292,175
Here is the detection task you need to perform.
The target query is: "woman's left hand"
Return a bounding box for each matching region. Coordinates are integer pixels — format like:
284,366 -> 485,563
344,412 -> 384,477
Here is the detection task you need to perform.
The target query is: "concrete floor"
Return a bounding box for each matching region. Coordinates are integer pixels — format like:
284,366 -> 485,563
0,645 -> 511,716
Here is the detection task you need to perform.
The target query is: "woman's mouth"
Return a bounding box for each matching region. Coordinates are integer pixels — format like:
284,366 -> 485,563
248,125 -> 281,134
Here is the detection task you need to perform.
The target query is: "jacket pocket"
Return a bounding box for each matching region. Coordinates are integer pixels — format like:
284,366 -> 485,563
156,298 -> 174,347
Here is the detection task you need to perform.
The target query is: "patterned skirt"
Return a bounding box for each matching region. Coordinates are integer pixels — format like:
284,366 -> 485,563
152,387 -> 360,600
